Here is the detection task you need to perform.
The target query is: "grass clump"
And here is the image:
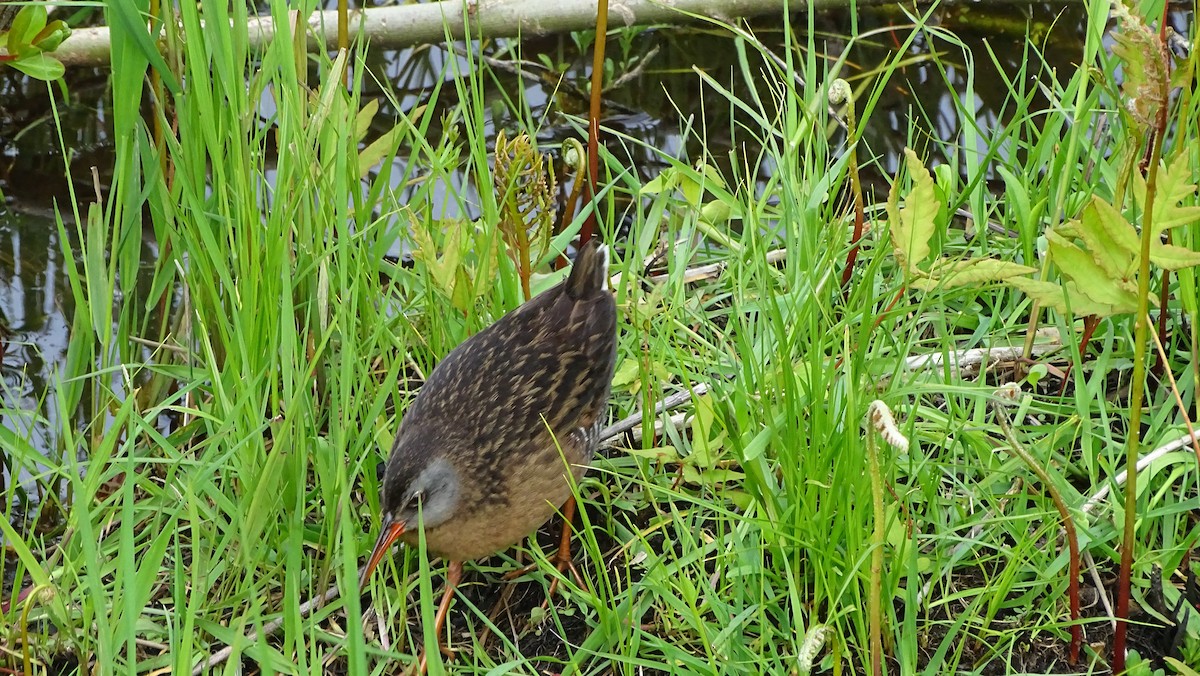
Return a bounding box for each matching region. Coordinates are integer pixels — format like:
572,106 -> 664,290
2,0 -> 1198,674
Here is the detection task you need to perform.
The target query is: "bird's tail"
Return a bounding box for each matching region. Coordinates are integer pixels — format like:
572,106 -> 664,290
565,239 -> 610,300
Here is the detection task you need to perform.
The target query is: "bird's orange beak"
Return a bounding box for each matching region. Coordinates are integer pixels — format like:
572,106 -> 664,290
360,520 -> 406,587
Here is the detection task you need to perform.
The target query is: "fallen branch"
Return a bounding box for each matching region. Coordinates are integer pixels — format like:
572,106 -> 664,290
52,0 -> 869,68
903,342 -> 1061,372
1082,429 -> 1200,514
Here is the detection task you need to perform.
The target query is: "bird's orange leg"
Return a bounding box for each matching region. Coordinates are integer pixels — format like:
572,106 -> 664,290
502,497 -> 588,594
482,499 -> 589,648
550,497 -> 588,592
416,560 -> 462,674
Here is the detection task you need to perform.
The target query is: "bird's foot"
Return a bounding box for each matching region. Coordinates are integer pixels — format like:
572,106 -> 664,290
501,548 -> 588,595
413,644 -> 457,675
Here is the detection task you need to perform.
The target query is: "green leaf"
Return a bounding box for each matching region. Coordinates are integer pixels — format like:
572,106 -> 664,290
1075,198 -> 1138,278
1179,266 -> 1197,315
699,199 -> 732,226
1046,231 -> 1138,310
107,0 -> 181,94
610,358 -> 640,389
1163,658 -> 1200,676
996,165 -> 1031,229
912,258 -> 1036,290
1007,277 -> 1123,316
1148,242 -> 1200,270
640,168 -> 679,195
1131,154 -> 1200,235
33,20 -> 71,52
355,99 -> 379,142
451,265 -> 474,312
678,172 -> 702,206
689,393 -> 725,469
7,4 -> 47,55
9,51 -> 65,81
358,122 -> 404,179
887,149 -> 938,275
625,446 -> 681,462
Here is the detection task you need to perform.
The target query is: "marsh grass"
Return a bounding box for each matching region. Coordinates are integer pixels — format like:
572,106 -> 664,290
3,0 -> 1199,674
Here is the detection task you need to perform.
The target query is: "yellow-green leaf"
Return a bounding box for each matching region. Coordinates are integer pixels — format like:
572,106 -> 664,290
1076,198 -> 1138,278
451,265 -> 473,312
700,199 -> 732,226
358,122 -> 404,178
1131,154 -> 1200,235
9,51 -> 64,81
919,258 -> 1037,290
1007,278 -> 1071,313
1046,231 -> 1138,309
689,393 -> 726,469
355,99 -> 379,142
1149,242 -> 1200,270
610,358 -> 640,389
887,149 -> 938,275
625,446 -> 681,462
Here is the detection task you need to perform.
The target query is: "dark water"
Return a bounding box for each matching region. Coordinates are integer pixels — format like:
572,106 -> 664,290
0,4 -> 1193,497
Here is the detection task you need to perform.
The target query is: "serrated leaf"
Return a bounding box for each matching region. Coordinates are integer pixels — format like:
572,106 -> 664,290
411,223 -> 465,298
1005,278 -> 1069,312
1149,242 -> 1200,270
1131,154 -> 1200,234
1064,281 -> 1131,315
917,258 -> 1037,290
625,446 -> 680,462
1077,198 -> 1138,278
1055,219 -> 1082,239
1046,231 -> 1139,309
887,149 -> 938,275
1009,277 -> 1128,316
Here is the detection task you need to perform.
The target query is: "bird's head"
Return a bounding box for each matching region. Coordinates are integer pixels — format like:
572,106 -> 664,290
360,455 -> 461,585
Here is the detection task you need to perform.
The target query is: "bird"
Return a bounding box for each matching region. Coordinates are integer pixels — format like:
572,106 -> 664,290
360,238 -> 618,671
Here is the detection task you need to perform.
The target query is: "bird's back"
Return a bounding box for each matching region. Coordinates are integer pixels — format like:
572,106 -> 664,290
387,241 -> 617,549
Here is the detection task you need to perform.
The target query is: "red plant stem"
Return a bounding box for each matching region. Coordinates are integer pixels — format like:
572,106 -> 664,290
834,288 -> 904,371
1114,75 -> 1170,676
579,3 -> 608,248
1056,315 -> 1100,398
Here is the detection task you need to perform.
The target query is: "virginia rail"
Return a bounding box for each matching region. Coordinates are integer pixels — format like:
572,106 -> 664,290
361,238 -> 617,668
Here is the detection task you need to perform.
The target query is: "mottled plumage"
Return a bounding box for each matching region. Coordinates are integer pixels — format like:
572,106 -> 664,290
365,238 -> 617,571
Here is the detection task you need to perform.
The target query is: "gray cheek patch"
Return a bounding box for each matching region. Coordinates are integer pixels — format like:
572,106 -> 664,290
407,456 -> 461,528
